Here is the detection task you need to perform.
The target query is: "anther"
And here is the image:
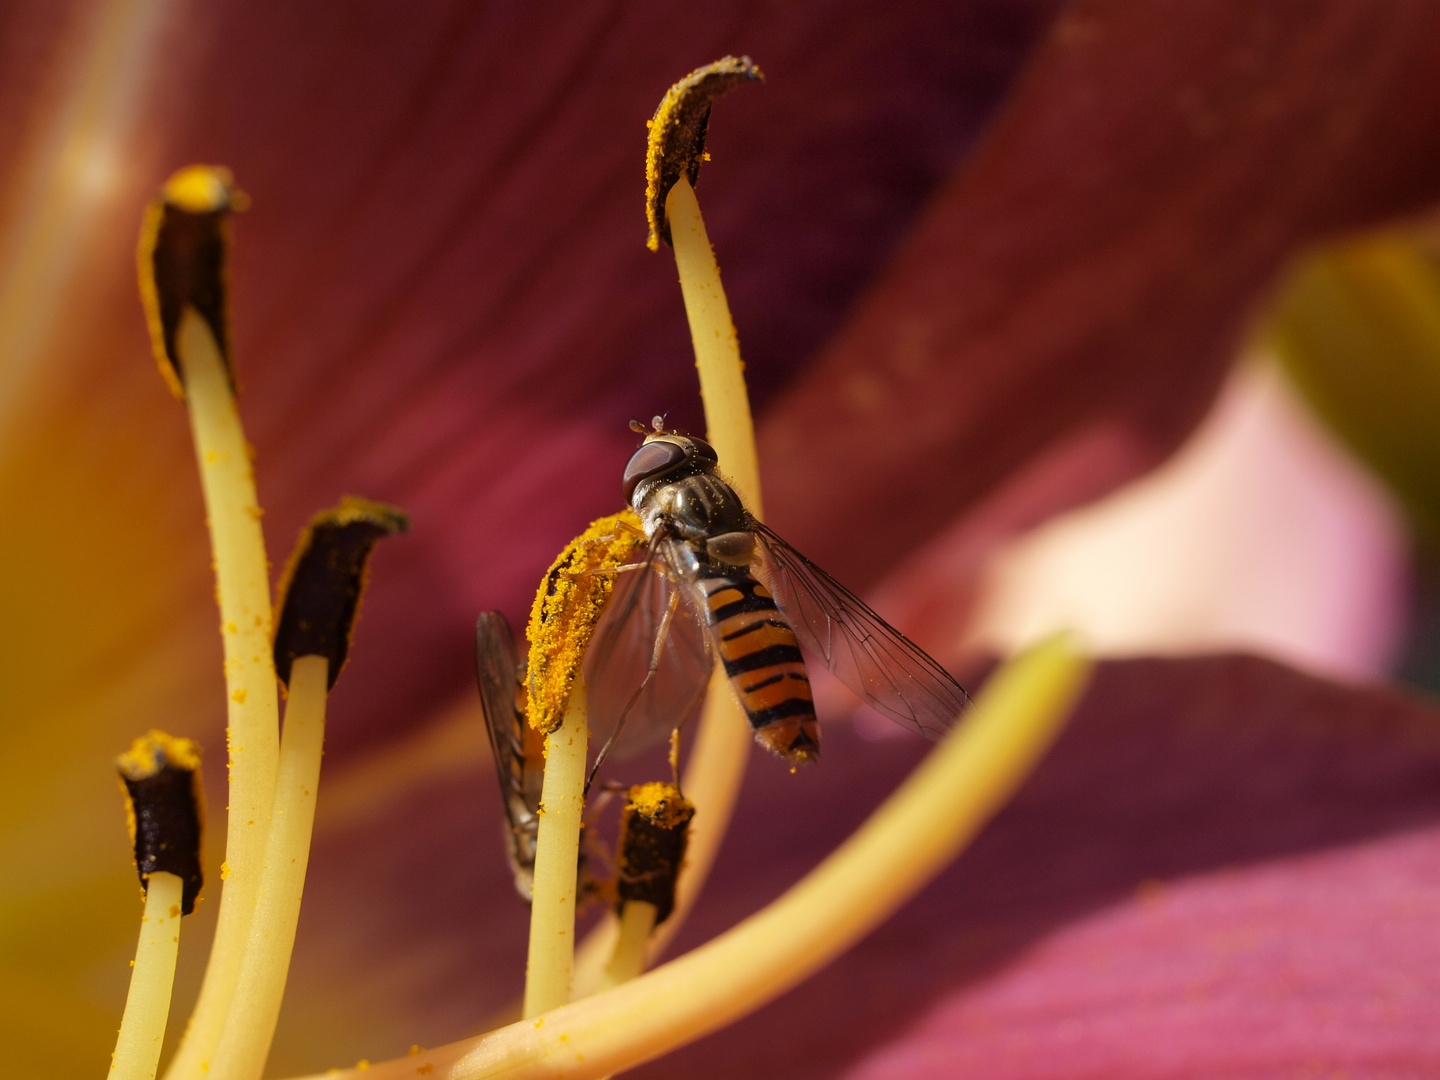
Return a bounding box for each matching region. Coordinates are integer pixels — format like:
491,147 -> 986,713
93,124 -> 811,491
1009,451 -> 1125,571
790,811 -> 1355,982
136,165 -> 242,398
273,497 -> 410,689
614,781 -> 695,925
644,56 -> 763,250
117,731 -> 205,914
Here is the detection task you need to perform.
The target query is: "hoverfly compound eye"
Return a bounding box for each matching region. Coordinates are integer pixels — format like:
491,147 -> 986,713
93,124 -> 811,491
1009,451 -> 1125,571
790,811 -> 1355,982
622,440 -> 688,503
689,438 -> 718,465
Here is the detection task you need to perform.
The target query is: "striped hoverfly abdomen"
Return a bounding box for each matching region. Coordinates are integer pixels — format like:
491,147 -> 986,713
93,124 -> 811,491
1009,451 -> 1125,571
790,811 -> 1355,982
692,563 -> 817,761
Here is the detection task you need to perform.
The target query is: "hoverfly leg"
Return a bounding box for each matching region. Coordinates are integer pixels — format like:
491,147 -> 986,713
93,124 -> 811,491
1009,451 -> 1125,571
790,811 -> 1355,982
558,561 -> 646,580
584,780 -> 629,819
661,665 -> 711,791
584,585 -> 683,795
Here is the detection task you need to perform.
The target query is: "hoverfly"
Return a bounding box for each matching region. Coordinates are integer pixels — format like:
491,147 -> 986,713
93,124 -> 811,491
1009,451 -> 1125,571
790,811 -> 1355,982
474,611 -> 546,899
475,611 -> 615,901
584,418 -> 972,768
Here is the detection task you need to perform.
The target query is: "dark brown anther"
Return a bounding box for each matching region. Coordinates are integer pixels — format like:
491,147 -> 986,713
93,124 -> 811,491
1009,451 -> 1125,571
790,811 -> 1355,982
117,732 -> 205,914
644,56 -> 763,250
136,166 -> 243,399
615,781 -> 695,925
273,497 -> 410,689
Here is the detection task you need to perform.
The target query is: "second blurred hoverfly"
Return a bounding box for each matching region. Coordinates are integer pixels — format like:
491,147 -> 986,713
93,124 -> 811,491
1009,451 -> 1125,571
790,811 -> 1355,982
584,419 -> 972,767
474,612 -> 545,899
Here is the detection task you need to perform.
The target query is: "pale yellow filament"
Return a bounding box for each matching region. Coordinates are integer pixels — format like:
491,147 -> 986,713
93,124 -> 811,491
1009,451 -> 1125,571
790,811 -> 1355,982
576,176 -> 760,992
598,901 -> 658,992
594,900 -> 659,1080
163,308 -> 280,1080
207,653 -> 329,1080
108,871 -> 184,1080
576,173 -> 766,991
523,680 -> 591,1018
667,175 -> 761,509
656,175 -> 765,963
289,634 -> 1089,1080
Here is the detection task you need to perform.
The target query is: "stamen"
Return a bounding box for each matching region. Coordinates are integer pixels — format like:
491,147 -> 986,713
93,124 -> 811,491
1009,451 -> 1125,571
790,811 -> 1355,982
272,497 -> 412,689
208,654 -> 326,1080
117,732 -> 205,914
110,732 -> 204,1080
664,173 -> 761,511
284,634 -> 1090,1080
600,783 -> 694,991
209,500 -> 407,1080
613,782 -> 693,928
522,513 -> 646,1015
643,56 -> 763,251
137,166 -> 280,1080
577,57 -> 768,994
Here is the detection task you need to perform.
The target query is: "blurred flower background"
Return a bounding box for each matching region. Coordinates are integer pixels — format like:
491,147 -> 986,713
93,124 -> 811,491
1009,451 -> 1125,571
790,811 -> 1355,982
6,0 -> 1440,1077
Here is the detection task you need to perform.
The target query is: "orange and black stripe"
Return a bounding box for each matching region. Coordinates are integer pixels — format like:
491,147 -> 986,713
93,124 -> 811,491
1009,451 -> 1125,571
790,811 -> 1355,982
699,565 -> 819,763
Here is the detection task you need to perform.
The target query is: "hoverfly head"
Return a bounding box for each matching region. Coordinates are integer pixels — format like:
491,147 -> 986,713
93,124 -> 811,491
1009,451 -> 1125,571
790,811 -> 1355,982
621,425 -> 720,506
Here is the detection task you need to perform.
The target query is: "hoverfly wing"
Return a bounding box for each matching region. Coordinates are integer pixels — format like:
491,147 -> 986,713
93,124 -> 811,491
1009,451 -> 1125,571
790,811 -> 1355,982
584,538 -> 714,762
750,522 -> 971,740
475,611 -> 541,896
475,611 -> 525,820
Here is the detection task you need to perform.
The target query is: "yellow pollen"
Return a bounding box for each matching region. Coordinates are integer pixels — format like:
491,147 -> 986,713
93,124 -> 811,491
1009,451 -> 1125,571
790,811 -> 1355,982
525,510 -> 644,733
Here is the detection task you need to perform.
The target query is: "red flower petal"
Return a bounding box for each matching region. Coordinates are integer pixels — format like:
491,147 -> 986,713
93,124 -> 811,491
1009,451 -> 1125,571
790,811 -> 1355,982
159,1 -> 1060,755
763,0 -> 1440,592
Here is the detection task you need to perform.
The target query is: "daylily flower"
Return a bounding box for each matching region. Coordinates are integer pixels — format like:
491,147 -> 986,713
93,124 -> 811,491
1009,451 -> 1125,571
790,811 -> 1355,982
6,2 -> 1440,1078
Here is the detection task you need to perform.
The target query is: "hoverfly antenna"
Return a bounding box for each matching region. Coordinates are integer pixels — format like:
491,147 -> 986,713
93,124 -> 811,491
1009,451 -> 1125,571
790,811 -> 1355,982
651,413 -> 668,433
629,418 -> 648,435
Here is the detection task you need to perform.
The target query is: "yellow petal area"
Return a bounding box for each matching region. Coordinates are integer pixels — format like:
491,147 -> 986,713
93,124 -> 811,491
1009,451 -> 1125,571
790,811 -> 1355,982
0,335 -> 224,1077
0,3 -> 229,1073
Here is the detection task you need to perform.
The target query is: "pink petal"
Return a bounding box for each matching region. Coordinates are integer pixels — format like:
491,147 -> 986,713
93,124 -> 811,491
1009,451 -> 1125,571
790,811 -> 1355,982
629,654 -> 1440,1079
967,362 -> 1409,680
844,829 -> 1440,1079
861,361 -> 1410,700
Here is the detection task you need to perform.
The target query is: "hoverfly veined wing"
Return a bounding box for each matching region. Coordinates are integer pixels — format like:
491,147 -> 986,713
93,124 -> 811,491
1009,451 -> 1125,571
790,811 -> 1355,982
475,611 -> 542,898
750,522 -> 971,740
583,537 -> 713,764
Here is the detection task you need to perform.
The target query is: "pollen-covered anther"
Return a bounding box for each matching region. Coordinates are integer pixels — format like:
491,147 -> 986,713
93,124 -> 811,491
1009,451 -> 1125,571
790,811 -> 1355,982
644,56 -> 763,250
615,781 -> 695,925
273,497 -> 410,689
526,510 -> 645,733
136,164 -> 244,398
117,731 -> 205,915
